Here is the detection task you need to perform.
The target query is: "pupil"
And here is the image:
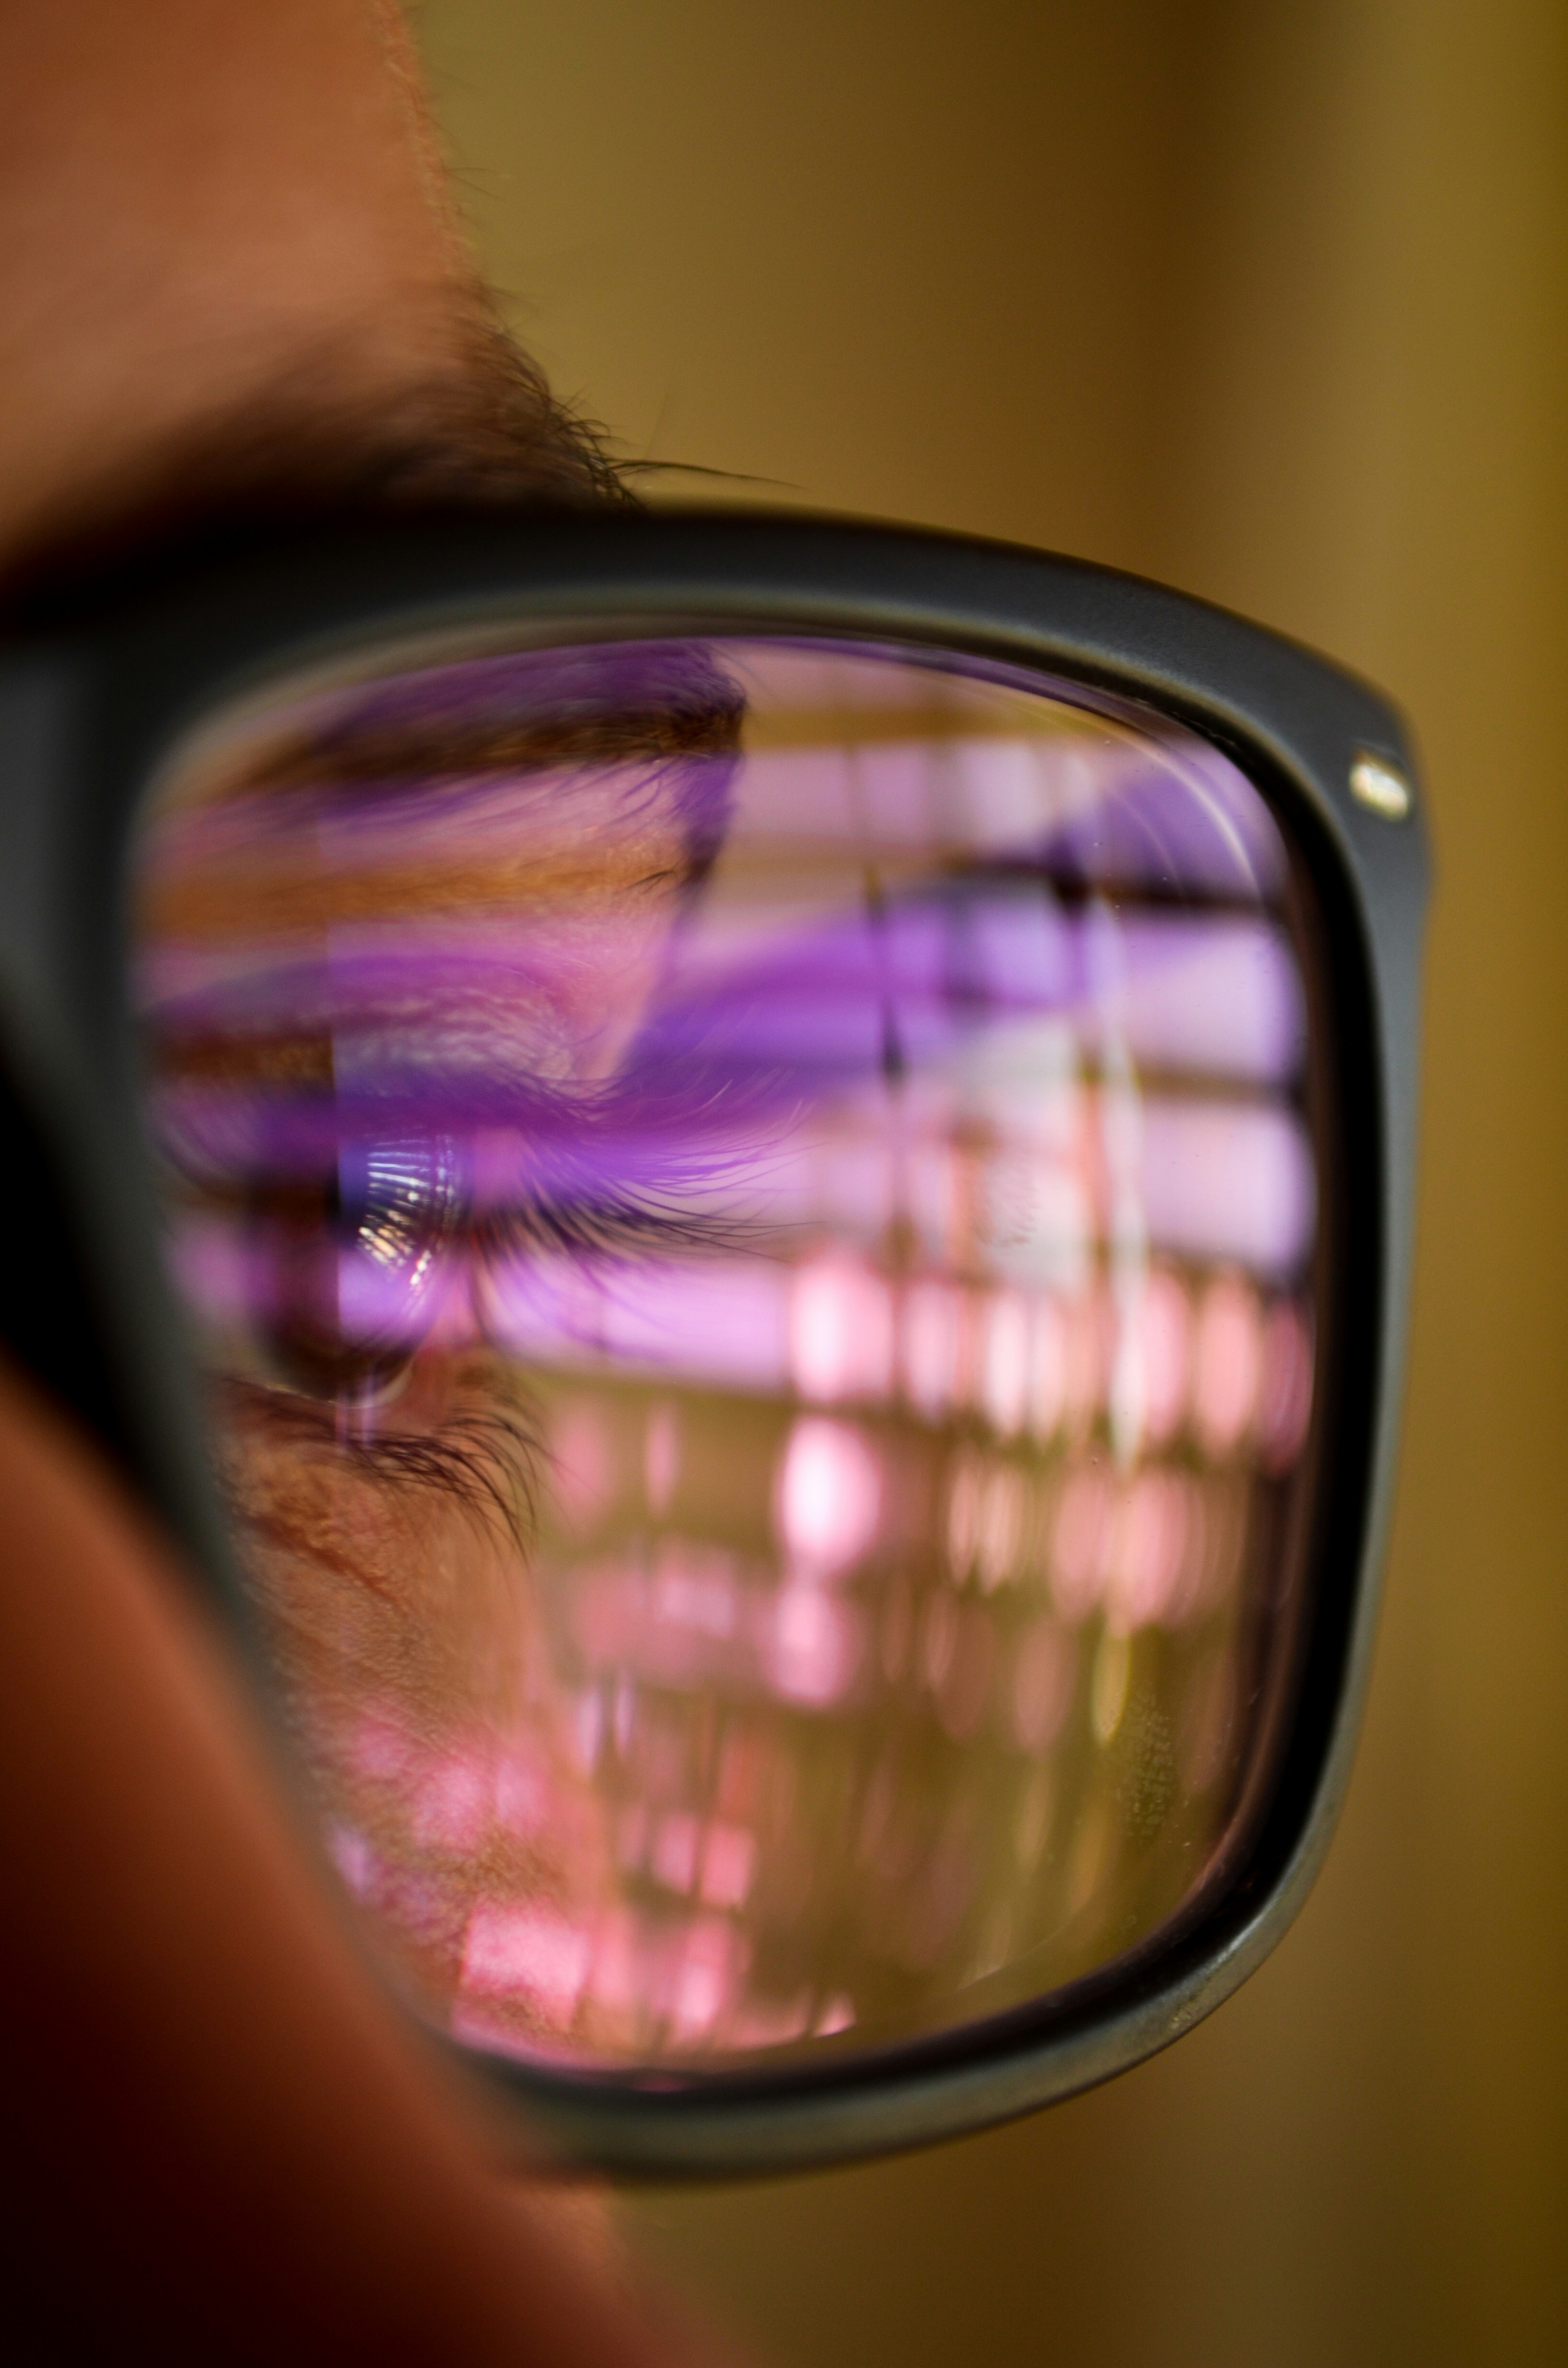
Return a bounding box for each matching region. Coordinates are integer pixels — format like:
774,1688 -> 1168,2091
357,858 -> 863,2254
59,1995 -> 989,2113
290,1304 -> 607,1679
264,1133 -> 466,1398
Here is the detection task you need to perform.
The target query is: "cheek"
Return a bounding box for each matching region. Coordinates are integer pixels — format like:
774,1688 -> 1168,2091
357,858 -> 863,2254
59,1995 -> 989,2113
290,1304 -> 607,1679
207,1372 -> 621,2026
229,1436 -> 524,1708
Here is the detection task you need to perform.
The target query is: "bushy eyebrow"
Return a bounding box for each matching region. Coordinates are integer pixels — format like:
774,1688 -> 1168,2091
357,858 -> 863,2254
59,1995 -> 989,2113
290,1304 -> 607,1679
248,640 -> 747,801
0,298 -> 631,618
147,641 -> 747,941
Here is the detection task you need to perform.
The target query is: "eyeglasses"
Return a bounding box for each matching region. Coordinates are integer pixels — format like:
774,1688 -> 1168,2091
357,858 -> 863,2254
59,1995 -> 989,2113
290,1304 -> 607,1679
0,508 -> 1426,2176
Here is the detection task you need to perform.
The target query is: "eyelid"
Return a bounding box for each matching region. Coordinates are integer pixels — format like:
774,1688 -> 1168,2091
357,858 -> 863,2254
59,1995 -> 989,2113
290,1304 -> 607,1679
218,1367 -> 545,1554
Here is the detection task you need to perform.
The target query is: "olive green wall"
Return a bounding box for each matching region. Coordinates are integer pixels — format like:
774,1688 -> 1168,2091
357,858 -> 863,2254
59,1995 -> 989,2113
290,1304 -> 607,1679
416,5 -> 1568,2359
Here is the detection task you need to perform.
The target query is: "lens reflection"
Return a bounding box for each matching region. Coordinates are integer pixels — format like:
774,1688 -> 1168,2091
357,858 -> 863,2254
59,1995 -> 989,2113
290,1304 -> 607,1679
132,634 -> 1319,2072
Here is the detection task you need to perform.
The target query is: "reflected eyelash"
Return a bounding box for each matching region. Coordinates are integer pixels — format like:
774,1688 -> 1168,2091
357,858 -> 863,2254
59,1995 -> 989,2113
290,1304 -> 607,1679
162,1111 -> 765,1266
173,1177 -> 755,1271
472,1184 -> 754,1265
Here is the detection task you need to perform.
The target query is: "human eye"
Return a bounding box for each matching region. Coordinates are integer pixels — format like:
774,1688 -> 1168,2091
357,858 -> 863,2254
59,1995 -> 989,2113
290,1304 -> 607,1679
132,631 -> 1323,2072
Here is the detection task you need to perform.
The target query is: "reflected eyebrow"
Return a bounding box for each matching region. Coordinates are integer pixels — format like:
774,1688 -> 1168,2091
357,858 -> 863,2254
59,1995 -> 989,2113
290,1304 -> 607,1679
177,638 -> 749,921
248,673 -> 746,798
154,667 -> 746,940
254,707 -> 740,789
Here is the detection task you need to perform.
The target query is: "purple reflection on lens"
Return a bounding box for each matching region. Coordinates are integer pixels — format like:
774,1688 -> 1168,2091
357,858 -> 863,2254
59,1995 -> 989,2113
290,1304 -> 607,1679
134,629 -> 1325,2076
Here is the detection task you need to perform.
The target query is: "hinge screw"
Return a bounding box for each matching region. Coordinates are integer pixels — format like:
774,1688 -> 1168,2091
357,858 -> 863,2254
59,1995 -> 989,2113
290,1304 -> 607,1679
1349,752 -> 1412,820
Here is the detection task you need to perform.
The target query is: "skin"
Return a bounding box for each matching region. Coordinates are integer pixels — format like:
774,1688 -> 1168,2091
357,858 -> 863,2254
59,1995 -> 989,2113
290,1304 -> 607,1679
0,3 -> 734,2357
139,681 -> 708,2054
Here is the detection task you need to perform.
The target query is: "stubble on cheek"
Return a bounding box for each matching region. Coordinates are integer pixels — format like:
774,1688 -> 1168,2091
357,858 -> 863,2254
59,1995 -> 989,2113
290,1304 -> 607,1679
210,1350 -> 615,2011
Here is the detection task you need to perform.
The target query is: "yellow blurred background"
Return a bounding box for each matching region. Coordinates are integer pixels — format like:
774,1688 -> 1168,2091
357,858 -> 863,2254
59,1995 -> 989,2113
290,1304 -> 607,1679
416,3 -> 1567,2358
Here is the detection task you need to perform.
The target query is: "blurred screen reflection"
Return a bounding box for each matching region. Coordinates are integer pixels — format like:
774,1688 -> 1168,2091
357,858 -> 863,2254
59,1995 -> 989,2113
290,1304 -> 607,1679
132,632 -> 1322,2073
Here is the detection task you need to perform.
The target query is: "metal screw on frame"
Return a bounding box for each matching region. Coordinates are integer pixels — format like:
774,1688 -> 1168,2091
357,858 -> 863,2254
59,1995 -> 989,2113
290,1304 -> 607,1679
1349,752 -> 1412,820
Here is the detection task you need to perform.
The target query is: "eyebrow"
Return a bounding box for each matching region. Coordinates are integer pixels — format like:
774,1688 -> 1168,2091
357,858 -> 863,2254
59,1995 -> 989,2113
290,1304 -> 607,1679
0,299 -> 629,618
143,642 -> 747,952
246,645 -> 747,796
9,285 -> 754,910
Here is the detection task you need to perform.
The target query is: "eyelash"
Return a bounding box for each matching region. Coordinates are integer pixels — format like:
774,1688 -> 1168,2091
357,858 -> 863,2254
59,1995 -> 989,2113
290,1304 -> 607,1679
160,1063 -> 771,1542
219,1372 -> 546,1556
473,1183 -> 748,1265
200,1169 -> 748,1546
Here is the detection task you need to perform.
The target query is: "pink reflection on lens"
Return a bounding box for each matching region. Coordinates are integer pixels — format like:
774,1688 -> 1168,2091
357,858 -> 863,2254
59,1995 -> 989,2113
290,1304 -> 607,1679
651,1811 -> 701,1893
766,1582 -> 863,1706
412,1753 -> 492,1853
494,1749 -> 554,1839
1106,1468 -> 1191,1631
776,1416 -> 882,1577
333,1239 -> 453,1350
976,1463 -> 1025,1592
922,1588 -> 959,1690
138,632 -> 1330,2078
904,1278 -> 966,1422
1051,1466 -> 1112,1623
569,1689 -> 604,1777
328,1822 -> 376,1898
728,1995 -> 814,2051
1193,1275 -> 1264,1456
789,1253 -> 894,1402
348,1710 -> 416,1784
1064,1292 -> 1105,1438
1136,1267 -> 1191,1444
945,1452 -> 979,1583
981,1290 -> 1032,1436
571,1546 -> 763,1695
814,1994 -> 856,2037
586,1906 -> 641,2021
550,1398 -> 615,1533
668,1917 -> 746,2043
1258,1298 -> 1314,1470
1029,1296 -> 1068,1440
651,1538 -> 741,1639
699,1821 -> 758,1909
644,1400 -> 681,1513
164,1213 -> 245,1328
460,1903 -> 592,2026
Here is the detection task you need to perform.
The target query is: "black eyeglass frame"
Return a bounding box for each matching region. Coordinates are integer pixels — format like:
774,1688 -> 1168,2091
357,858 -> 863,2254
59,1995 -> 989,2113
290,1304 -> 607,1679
0,507 -> 1427,2178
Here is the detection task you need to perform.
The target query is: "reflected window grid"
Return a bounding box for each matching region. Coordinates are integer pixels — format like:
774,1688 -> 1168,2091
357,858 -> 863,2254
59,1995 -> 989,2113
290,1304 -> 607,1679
133,638 -> 1320,2070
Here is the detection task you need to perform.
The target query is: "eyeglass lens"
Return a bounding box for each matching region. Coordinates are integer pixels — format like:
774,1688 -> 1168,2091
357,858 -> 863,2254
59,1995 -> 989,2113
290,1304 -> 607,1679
130,631 -> 1323,2073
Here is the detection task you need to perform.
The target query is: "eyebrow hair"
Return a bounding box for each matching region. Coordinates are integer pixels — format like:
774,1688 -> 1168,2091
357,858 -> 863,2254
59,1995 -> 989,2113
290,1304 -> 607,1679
0,296 -> 633,619
12,291 -> 745,884
248,645 -> 747,795
148,631 -> 746,931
